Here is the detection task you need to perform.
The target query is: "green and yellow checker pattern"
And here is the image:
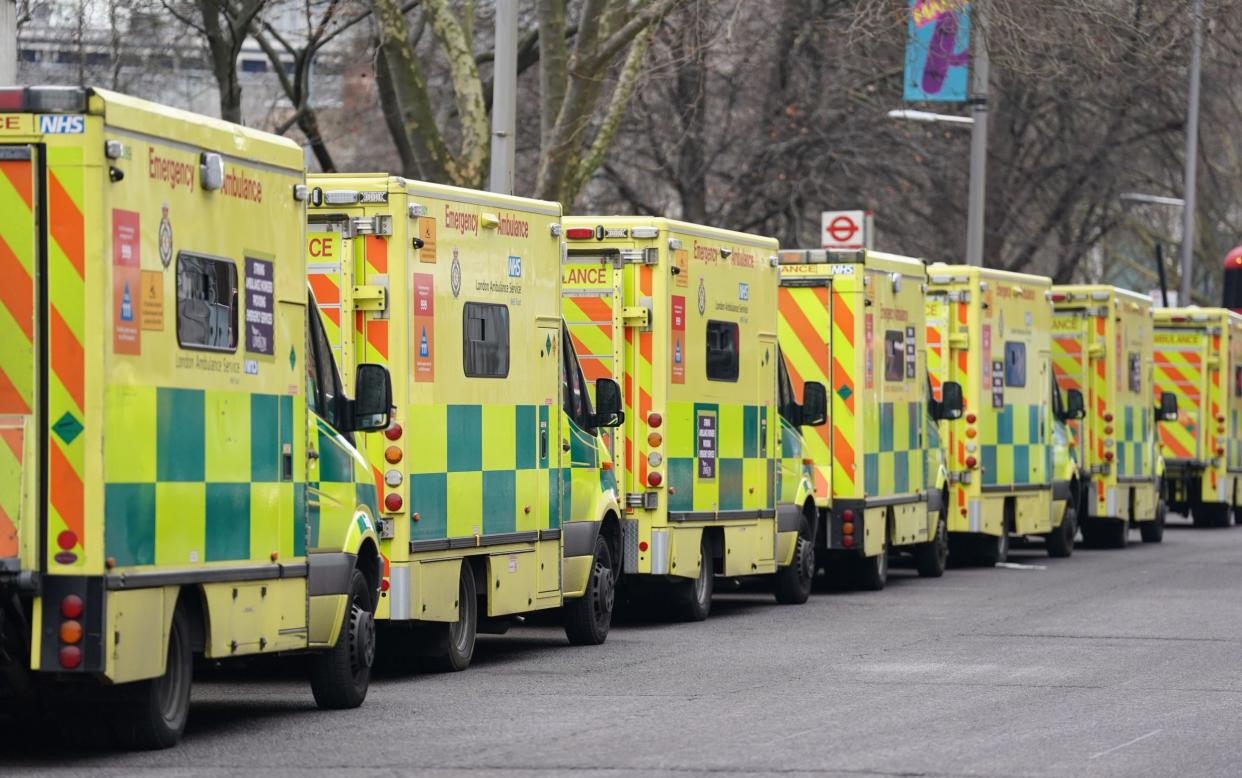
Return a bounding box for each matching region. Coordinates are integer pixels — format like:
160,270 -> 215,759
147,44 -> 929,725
778,417 -> 812,505
666,401 -> 773,514
103,386 -> 317,567
1115,405 -> 1151,479
979,403 -> 1049,487
863,401 -> 925,496
407,402 -> 560,541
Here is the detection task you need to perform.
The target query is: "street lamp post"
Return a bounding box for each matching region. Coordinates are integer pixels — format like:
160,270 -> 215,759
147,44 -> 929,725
1179,0 -> 1204,307
1,0 -> 17,86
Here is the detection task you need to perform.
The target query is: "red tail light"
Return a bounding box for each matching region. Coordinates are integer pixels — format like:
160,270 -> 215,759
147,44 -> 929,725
646,471 -> 663,487
565,227 -> 595,240
638,541 -> 649,552
60,594 -> 83,619
384,423 -> 403,441
647,412 -> 663,428
1104,413 -> 1114,423
966,413 -> 977,424
965,456 -> 978,468
58,645 -> 82,669
384,493 -> 404,512
842,535 -> 855,548
841,509 -> 855,523
1104,451 -> 1114,461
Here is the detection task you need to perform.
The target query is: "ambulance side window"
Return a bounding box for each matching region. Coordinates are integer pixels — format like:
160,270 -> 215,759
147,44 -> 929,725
706,320 -> 739,382
176,253 -> 238,352
1004,341 -> 1026,387
562,325 -> 595,430
884,330 -> 905,382
777,355 -> 799,424
463,302 -> 510,378
307,295 -> 347,435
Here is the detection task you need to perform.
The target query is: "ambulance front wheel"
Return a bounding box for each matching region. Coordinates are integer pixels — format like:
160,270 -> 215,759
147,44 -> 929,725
310,569 -> 376,709
111,607 -> 192,750
1045,505 -> 1077,558
852,541 -> 888,591
564,533 -> 617,645
670,535 -> 713,621
913,504 -> 949,577
773,515 -> 815,604
1140,501 -> 1166,543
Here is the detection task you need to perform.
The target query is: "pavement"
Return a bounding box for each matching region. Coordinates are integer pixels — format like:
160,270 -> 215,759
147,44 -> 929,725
5,514 -> 1242,776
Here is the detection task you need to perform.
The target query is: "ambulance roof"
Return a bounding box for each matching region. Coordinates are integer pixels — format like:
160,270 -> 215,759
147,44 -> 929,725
92,88 -> 304,172
927,263 -> 1052,289
564,215 -> 778,251
1052,284 -> 1152,307
309,172 -> 563,217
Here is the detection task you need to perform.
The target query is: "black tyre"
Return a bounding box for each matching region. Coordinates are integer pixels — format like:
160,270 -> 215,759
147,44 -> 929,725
1140,501 -> 1166,543
310,569 -> 376,708
852,541 -> 888,591
976,529 -> 1009,566
417,562 -> 478,672
1193,503 -> 1230,528
111,607 -> 192,750
564,533 -> 617,645
1045,505 -> 1076,558
670,534 -> 713,621
774,517 -> 815,604
913,505 -> 949,578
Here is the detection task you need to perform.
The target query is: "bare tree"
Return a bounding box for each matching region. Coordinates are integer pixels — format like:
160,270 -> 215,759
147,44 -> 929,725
163,0 -> 268,123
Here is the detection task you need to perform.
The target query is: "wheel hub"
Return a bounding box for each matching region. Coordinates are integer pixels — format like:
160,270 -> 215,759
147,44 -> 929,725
350,605 -> 376,671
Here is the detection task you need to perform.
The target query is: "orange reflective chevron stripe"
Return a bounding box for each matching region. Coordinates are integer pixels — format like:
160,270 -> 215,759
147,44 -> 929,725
0,237 -> 33,341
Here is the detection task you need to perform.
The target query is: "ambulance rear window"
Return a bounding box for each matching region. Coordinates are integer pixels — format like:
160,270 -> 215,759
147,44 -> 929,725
706,320 -> 739,382
1004,341 -> 1026,387
463,302 -> 510,378
176,253 -> 238,352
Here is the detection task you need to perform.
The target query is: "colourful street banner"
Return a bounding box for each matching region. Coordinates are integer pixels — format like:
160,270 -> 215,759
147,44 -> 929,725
903,0 -> 971,102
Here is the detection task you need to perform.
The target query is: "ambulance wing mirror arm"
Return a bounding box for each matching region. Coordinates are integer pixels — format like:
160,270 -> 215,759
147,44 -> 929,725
592,378 -> 625,428
1158,392 -> 1178,423
350,364 -> 393,432
1065,388 -> 1087,421
800,382 -> 828,427
937,381 -> 964,421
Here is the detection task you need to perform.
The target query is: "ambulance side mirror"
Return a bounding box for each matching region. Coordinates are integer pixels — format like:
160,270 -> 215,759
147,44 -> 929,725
1158,391 -> 1178,422
592,378 -> 625,428
939,381 -> 964,420
800,382 -> 828,427
1065,388 -> 1086,420
351,363 -> 393,432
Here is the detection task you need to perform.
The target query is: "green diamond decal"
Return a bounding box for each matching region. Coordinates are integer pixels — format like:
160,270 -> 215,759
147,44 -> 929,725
289,346 -> 297,370
52,412 -> 83,445
836,384 -> 853,402
546,334 -> 552,354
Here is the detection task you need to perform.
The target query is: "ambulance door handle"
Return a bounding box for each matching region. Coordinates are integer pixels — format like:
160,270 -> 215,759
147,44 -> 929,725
307,449 -> 320,460
282,443 -> 294,481
540,430 -> 548,460
562,439 -> 571,452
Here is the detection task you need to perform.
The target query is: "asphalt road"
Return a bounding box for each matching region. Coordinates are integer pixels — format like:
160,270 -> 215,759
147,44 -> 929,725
6,515 -> 1242,776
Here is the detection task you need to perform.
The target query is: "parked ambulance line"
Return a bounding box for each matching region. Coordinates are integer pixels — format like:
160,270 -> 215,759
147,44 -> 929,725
3,86 -> 1239,752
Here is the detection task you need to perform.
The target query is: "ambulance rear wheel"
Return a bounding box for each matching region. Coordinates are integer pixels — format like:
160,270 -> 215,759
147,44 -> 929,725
419,563 -> 478,672
111,607 -> 192,750
852,542 -> 888,591
670,535 -> 713,621
774,517 -> 815,604
310,568 -> 376,709
564,534 -> 617,645
1141,502 -> 1166,543
976,529 -> 1008,566
1045,506 -> 1076,558
914,506 -> 949,577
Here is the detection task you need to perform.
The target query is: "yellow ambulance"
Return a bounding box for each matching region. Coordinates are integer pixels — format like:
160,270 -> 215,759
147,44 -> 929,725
778,249 -> 962,590
1153,307 -> 1242,527
562,217 -> 826,619
0,87 -> 390,748
925,265 -> 1079,563
1052,286 -> 1171,545
305,174 -> 624,669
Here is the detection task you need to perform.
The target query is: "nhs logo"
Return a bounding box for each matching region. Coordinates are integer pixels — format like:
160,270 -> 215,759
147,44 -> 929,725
507,255 -> 522,278
39,115 -> 85,134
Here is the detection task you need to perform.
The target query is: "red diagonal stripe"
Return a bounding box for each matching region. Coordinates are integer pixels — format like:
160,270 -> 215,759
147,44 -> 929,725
0,234 -> 34,340
0,504 -> 17,557
0,160 -> 33,209
831,291 -> 854,346
47,171 -> 84,279
0,368 -> 30,415
308,274 -> 340,306
831,355 -> 854,414
50,307 -> 84,410
365,235 -> 388,274
0,428 -> 21,461
366,319 -> 389,360
49,441 -> 84,541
